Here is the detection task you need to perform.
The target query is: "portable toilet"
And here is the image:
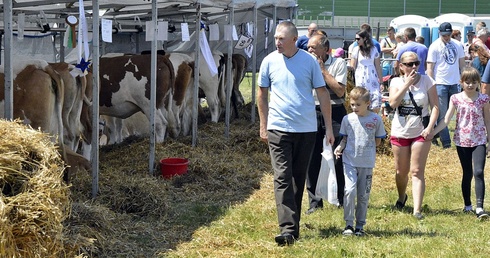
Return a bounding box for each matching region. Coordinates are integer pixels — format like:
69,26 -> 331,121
431,13 -> 473,43
389,15 -> 430,47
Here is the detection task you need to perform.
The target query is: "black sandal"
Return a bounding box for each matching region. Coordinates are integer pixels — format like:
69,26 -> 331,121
395,194 -> 408,210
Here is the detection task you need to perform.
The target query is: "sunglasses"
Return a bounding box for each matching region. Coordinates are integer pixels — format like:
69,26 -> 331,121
355,37 -> 362,41
402,61 -> 420,67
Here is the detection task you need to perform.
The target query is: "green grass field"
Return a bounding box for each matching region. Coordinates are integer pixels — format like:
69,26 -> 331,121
160,75 -> 490,257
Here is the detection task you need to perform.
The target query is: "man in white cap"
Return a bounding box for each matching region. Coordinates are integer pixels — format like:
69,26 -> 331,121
427,22 -> 465,149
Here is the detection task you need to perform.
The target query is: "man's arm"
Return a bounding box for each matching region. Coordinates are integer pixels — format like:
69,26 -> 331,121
322,62 -> 346,98
316,86 -> 334,145
257,87 -> 269,142
459,57 -> 465,76
481,62 -> 490,95
426,62 -> 435,80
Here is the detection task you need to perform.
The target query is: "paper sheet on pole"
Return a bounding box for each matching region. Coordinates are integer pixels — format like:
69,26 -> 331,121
208,24 -> 219,41
232,25 -> 238,40
224,25 -> 232,41
181,23 -> 190,41
158,21 -> 168,41
101,19 -> 112,43
17,13 -> 25,40
145,21 -> 154,41
200,30 -> 218,76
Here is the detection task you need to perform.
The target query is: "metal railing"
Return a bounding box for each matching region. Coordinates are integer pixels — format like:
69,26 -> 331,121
295,16 -> 393,29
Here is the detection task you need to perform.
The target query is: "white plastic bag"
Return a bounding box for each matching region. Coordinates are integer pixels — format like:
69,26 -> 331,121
315,137 -> 339,206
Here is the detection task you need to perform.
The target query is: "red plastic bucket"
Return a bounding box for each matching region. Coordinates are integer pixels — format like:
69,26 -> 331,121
160,158 -> 189,179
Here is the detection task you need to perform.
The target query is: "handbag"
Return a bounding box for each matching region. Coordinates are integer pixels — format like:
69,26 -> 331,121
408,91 -> 439,138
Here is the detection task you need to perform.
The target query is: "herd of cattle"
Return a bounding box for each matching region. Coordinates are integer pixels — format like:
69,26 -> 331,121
0,52 -> 248,176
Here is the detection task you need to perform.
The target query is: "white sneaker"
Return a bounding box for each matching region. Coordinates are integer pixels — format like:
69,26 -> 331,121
476,211 -> 489,220
342,226 -> 354,236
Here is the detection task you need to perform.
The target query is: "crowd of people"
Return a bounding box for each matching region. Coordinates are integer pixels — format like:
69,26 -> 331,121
258,20 -> 490,246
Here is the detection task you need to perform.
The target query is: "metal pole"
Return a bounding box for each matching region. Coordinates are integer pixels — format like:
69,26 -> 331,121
60,31 -> 65,62
474,0 -> 477,16
251,5 -> 258,123
149,0 -> 158,174
368,0 -> 371,24
3,0 -> 13,119
192,3 -> 202,147
224,6 -> 234,138
91,0 -> 101,198
332,0 -> 335,27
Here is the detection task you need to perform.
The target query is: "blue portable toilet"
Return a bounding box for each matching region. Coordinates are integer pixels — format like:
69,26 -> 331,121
420,26 -> 430,47
463,25 -> 474,43
431,27 -> 440,44
431,13 -> 473,43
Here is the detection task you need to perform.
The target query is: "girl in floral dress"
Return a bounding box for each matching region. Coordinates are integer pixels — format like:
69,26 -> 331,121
432,67 -> 490,219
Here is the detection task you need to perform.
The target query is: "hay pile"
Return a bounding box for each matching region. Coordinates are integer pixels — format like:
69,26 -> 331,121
0,120 -> 73,257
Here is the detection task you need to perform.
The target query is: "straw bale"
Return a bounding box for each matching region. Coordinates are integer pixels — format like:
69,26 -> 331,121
0,119 -> 72,257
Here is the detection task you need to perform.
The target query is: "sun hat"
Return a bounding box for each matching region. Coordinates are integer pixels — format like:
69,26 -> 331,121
333,48 -> 344,58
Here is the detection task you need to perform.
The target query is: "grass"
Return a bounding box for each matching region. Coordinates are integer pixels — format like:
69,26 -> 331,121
164,152 -> 490,257
65,74 -> 489,257
161,75 -> 490,257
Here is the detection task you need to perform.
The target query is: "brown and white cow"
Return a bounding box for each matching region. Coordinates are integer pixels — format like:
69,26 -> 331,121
96,54 -> 176,143
100,52 -> 195,143
221,53 -> 248,119
50,62 -> 89,151
0,60 -> 90,180
187,51 -> 226,123
0,60 -> 65,143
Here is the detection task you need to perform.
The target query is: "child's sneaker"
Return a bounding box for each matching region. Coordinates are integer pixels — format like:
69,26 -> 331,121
476,211 -> 489,220
342,225 -> 354,236
354,228 -> 365,237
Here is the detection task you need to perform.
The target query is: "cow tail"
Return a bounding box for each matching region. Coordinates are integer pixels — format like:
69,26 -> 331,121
45,65 -> 71,181
174,62 -> 193,106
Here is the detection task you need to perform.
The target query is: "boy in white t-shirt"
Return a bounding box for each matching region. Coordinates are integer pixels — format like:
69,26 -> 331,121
334,87 -> 387,236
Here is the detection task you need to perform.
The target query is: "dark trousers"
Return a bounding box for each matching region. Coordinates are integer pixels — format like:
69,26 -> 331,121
268,129 -> 316,237
306,105 -> 347,209
456,145 -> 486,208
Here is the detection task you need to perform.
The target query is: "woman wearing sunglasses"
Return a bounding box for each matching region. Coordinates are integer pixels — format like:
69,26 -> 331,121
388,51 -> 440,220
350,29 -> 383,113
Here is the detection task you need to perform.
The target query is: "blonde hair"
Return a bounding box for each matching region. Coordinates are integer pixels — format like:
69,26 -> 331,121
349,86 -> 371,103
460,67 -> 481,85
398,51 -> 419,75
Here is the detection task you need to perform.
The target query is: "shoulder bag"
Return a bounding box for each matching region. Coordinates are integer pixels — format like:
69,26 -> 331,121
408,91 -> 439,138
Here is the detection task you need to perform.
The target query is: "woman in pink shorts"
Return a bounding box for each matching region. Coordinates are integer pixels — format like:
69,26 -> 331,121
388,51 -> 440,219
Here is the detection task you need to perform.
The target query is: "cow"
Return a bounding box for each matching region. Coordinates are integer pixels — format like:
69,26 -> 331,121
222,53 -> 247,119
167,52 -> 195,137
96,54 -> 177,143
50,62 -> 89,151
100,52 -> 195,143
0,60 -> 64,142
186,51 -> 226,123
0,60 -> 88,181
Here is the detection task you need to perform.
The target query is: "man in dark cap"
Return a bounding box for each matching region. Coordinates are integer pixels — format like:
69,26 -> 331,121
464,30 -> 475,60
427,22 -> 465,148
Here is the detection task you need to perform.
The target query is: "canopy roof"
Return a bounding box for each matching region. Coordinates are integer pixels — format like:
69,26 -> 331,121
1,0 -> 297,22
